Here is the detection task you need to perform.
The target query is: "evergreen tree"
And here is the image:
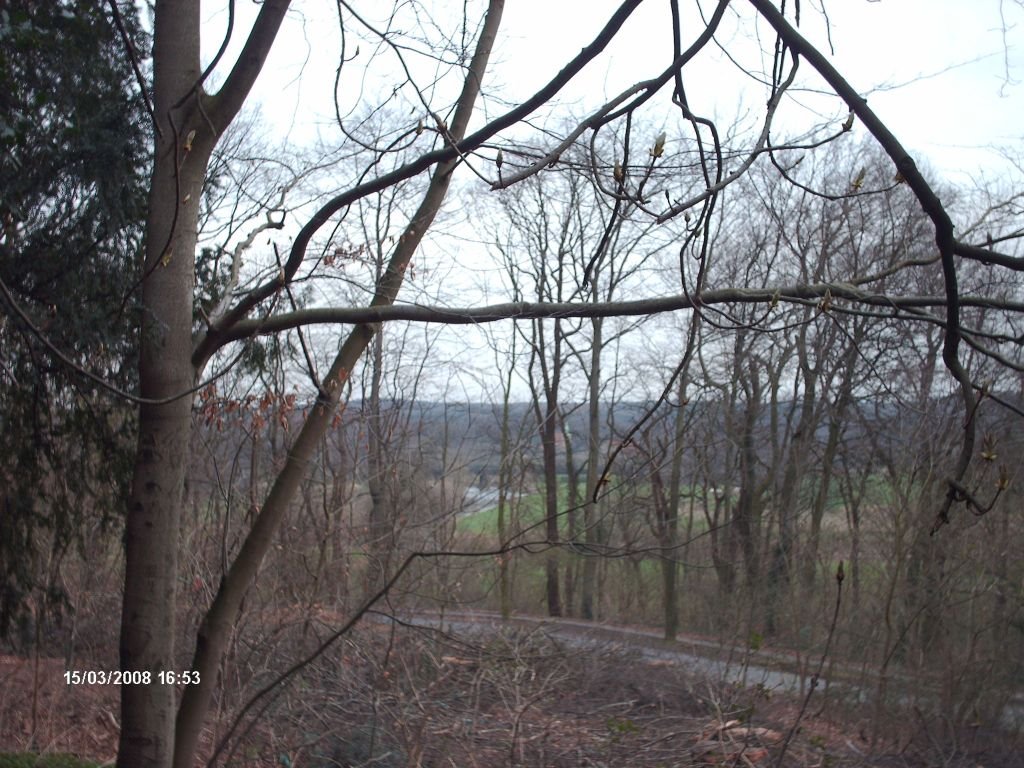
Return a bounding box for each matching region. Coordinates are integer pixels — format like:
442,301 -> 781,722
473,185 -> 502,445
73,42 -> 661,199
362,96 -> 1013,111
0,1 -> 149,644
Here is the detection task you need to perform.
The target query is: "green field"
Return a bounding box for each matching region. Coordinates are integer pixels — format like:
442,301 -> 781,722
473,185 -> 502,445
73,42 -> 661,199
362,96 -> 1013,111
457,478 -> 580,537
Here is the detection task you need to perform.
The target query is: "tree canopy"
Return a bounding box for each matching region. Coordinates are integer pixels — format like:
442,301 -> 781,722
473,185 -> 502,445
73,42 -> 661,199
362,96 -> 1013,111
2,2 -> 1022,766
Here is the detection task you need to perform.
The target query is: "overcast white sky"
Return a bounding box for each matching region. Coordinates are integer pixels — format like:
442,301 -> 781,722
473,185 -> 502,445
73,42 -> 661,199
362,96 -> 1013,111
207,0 -> 1023,183
197,1 -> 1024,400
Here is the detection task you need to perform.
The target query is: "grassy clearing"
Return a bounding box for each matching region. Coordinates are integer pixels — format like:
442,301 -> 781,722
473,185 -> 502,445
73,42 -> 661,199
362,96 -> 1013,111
457,495 -> 545,536
457,478 -> 579,536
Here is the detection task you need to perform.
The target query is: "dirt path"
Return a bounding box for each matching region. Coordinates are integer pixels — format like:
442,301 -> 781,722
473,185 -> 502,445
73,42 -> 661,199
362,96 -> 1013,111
388,609 -> 841,693
384,609 -> 1024,733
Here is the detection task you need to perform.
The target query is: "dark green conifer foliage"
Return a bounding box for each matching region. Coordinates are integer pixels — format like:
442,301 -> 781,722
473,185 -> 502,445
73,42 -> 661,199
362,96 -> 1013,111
0,1 -> 148,644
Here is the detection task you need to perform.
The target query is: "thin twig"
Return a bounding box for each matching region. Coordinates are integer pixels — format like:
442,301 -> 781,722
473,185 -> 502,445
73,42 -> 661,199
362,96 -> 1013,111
104,0 -> 160,137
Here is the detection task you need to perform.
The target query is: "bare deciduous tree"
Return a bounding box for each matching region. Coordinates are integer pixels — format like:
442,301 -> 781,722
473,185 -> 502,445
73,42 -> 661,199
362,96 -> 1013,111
95,1 -> 1024,765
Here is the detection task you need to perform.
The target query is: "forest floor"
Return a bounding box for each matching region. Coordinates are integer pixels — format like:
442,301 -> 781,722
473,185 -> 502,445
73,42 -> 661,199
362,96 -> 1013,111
1,611 -> 1022,767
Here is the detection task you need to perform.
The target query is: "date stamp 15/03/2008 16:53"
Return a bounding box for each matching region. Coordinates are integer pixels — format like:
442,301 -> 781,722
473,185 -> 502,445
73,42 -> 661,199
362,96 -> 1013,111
64,669 -> 200,686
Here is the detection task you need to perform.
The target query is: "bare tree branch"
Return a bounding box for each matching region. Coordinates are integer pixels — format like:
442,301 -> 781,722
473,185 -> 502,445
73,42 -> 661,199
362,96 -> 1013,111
209,283 -> 1023,339
193,0 -> 646,367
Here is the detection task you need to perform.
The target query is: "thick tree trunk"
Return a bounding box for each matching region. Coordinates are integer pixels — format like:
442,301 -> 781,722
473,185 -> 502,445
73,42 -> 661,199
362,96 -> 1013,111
118,4 -> 205,765
120,3 -> 291,766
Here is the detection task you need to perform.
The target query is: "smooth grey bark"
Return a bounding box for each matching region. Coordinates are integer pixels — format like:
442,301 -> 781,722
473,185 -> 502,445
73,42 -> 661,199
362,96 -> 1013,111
121,4 -> 291,766
119,54 -> 201,768
118,2 -> 217,765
